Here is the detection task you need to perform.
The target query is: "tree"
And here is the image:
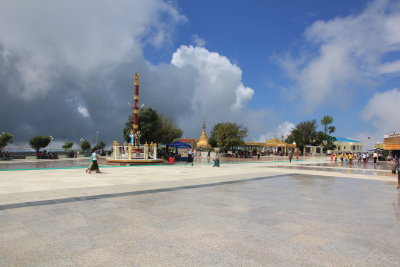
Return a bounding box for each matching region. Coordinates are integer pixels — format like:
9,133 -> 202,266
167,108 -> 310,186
0,132 -> 13,155
328,126 -> 336,135
208,136 -> 218,148
62,142 -> 74,153
210,122 -> 247,152
157,118 -> 183,145
81,140 -> 91,154
321,115 -> 333,134
285,120 -> 318,151
93,141 -> 106,150
315,131 -> 337,151
286,119 -> 337,152
29,136 -> 51,153
123,107 -> 182,145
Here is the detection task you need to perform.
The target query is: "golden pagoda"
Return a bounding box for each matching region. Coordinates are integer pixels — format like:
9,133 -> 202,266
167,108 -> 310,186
197,120 -> 211,148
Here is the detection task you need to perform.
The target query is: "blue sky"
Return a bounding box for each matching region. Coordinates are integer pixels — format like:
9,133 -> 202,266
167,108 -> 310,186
1,0 -> 399,148
141,0 -> 400,145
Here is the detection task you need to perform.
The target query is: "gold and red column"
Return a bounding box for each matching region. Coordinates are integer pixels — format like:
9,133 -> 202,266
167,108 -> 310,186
133,73 -> 140,147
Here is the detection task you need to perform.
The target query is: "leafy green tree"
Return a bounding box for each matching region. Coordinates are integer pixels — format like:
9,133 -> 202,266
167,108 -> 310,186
0,132 -> 13,155
81,140 -> 91,154
321,115 -> 333,134
123,107 -> 182,145
210,122 -> 247,152
94,141 -> 106,150
315,131 -> 337,150
157,118 -> 183,145
62,142 -> 74,152
285,120 -> 318,151
208,136 -> 218,148
29,136 -> 51,153
320,115 -> 336,150
286,119 -> 337,151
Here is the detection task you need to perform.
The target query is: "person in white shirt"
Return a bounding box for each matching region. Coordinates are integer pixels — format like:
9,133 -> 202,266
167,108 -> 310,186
87,149 -> 102,174
185,148 -> 194,166
373,152 -> 378,164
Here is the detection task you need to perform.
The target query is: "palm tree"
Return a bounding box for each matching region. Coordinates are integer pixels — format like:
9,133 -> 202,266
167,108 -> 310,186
321,115 -> 333,134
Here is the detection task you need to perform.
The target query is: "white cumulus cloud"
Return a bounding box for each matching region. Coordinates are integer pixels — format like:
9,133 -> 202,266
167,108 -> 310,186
77,105 -> 90,118
168,45 -> 264,138
362,88 -> 400,130
191,34 -> 206,47
172,45 -> 254,113
257,121 -> 295,142
355,88 -> 400,148
278,0 -> 400,112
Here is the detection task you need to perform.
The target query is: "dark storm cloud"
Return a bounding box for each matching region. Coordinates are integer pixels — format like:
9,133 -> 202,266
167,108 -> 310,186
0,1 -> 275,149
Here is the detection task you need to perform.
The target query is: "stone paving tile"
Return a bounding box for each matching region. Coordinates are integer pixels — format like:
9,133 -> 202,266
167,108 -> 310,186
0,173 -> 399,266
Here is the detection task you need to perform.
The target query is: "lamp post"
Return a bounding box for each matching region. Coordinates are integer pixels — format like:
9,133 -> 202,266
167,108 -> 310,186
96,131 -> 99,145
367,137 -> 372,150
79,138 -> 85,157
49,136 -> 54,152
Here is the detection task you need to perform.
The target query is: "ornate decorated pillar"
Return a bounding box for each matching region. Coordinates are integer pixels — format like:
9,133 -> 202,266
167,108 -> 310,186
153,143 -> 157,159
144,142 -> 149,159
113,141 -> 119,159
128,143 -> 132,160
133,73 -> 139,147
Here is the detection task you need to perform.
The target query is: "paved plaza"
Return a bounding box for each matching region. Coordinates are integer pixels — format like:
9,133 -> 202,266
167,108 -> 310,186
0,158 -> 399,266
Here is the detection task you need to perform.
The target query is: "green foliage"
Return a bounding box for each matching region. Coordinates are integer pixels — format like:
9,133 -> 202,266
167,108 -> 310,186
0,132 -> 13,154
123,107 -> 183,145
158,117 -> 183,145
285,120 -> 318,151
29,136 -> 51,153
81,140 -> 91,153
315,132 -> 337,150
286,118 -> 337,151
210,122 -> 247,152
321,115 -> 333,134
93,140 -> 106,150
208,136 -> 218,148
62,142 -> 74,152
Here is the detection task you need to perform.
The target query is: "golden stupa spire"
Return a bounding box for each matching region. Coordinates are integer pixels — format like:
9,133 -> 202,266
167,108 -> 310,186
197,119 -> 210,148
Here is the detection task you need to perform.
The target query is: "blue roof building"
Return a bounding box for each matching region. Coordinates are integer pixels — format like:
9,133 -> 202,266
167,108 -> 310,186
333,137 -> 364,152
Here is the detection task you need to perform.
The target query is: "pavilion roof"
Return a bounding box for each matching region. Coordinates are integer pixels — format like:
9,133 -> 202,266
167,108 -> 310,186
264,138 -> 295,147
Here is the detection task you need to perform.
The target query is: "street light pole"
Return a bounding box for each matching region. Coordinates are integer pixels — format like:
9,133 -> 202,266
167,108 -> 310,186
96,131 -> 99,145
50,136 -> 54,152
368,137 -> 372,151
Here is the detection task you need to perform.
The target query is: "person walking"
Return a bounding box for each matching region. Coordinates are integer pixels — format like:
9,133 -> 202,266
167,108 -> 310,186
373,151 -> 378,164
85,152 -> 93,173
213,152 -> 220,167
186,147 -> 194,166
362,152 -> 367,163
88,149 -> 102,174
288,150 -> 293,163
393,158 -> 400,189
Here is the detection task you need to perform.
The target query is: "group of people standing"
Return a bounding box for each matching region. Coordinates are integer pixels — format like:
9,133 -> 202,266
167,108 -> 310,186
331,152 -> 380,164
185,147 -> 220,167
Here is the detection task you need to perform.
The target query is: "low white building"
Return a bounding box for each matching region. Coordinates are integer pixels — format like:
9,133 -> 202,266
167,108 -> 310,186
333,137 -> 363,153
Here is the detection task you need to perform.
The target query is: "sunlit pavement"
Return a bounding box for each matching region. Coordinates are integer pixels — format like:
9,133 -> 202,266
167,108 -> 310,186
0,157 -> 399,266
